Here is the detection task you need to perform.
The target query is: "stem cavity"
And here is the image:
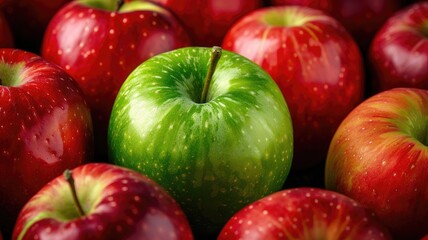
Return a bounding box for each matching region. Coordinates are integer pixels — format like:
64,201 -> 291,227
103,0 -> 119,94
200,46 -> 222,104
64,169 -> 86,217
116,0 -> 124,11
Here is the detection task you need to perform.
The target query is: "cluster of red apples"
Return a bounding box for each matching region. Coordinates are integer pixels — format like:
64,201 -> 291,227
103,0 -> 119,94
0,0 -> 427,239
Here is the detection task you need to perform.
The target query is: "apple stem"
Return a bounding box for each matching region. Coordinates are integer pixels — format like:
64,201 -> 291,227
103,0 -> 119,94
422,22 -> 428,38
116,0 -> 124,11
200,46 -> 222,103
64,169 -> 86,217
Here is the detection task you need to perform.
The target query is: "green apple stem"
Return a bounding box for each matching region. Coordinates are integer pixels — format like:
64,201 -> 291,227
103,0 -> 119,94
200,46 -> 222,104
64,169 -> 86,217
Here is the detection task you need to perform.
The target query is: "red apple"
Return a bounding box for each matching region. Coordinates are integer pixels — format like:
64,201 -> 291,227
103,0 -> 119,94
272,0 -> 331,11
219,188 -> 391,239
325,88 -> 428,239
13,163 -> 193,240
149,0 -> 262,46
41,0 -> 190,159
0,49 -> 93,237
272,0 -> 402,51
223,6 -> 364,169
369,2 -> 428,93
1,0 -> 71,52
0,12 -> 13,48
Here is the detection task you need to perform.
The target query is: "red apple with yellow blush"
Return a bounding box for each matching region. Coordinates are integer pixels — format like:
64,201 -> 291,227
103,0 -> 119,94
13,163 -> 194,240
326,88 -> 428,239
272,0 -> 402,50
223,6 -> 364,169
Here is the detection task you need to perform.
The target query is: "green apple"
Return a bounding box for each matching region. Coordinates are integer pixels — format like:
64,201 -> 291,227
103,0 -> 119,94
108,46 -> 293,235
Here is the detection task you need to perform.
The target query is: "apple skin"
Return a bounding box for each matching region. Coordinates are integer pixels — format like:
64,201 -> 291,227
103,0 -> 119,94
223,6 -> 364,169
12,163 -> 194,240
219,188 -> 391,240
148,0 -> 262,46
271,0 -> 331,11
108,47 -> 294,235
0,49 -> 93,237
271,0 -> 402,51
41,0 -> 191,159
369,2 -> 428,93
1,0 -> 71,53
0,12 -> 13,48
325,88 -> 428,239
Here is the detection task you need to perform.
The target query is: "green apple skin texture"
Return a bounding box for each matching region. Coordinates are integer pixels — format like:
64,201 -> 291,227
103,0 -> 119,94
108,47 -> 293,232
325,88 -> 428,238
